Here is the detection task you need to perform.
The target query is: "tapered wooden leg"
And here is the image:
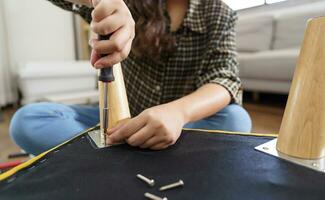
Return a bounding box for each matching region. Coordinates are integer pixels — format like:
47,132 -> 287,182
276,17 -> 325,159
98,63 -> 131,145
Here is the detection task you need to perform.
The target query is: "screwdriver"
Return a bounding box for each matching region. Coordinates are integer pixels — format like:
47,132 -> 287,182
98,34 -> 115,146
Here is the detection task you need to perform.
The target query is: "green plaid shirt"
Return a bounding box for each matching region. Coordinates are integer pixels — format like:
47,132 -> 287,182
48,0 -> 242,117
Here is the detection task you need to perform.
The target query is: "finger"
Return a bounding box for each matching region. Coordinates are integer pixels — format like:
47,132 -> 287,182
91,1 -> 115,22
107,123 -> 125,135
90,49 -> 101,66
150,143 -> 170,151
94,38 -> 132,68
108,115 -> 146,144
106,123 -> 127,144
91,39 -> 122,55
126,125 -> 154,147
91,0 -> 100,7
93,25 -> 132,54
91,14 -> 123,36
109,25 -> 134,48
94,51 -> 121,68
89,38 -> 98,46
139,135 -> 166,149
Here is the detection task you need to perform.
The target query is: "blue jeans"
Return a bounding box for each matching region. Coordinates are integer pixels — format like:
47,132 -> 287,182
9,103 -> 252,155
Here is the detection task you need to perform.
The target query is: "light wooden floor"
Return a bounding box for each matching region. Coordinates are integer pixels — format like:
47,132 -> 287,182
245,103 -> 284,134
0,100 -> 285,162
0,107 -> 21,163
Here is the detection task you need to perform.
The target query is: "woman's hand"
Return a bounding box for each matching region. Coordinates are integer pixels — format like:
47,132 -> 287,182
107,103 -> 187,150
89,0 -> 135,68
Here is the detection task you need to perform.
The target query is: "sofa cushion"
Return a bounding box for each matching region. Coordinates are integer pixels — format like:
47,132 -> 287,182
240,78 -> 291,94
273,1 -> 325,50
238,49 -> 300,81
236,14 -> 274,52
18,61 -> 97,103
19,61 -> 96,78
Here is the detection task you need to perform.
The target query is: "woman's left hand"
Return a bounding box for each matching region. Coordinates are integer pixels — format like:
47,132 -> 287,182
106,103 -> 186,150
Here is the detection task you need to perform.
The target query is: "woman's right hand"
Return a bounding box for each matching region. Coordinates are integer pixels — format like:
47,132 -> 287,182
89,0 -> 135,68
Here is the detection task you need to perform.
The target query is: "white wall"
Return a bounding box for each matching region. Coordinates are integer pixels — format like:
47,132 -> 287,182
0,1 -> 15,106
3,0 -> 76,69
0,0 -> 77,105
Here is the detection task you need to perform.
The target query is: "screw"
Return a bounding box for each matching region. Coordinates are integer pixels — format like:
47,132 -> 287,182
144,192 -> 168,200
159,180 -> 184,191
136,174 -> 155,187
312,163 -> 319,167
262,146 -> 269,151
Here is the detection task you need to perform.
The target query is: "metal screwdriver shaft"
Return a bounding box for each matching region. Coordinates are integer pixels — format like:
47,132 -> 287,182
98,34 -> 115,146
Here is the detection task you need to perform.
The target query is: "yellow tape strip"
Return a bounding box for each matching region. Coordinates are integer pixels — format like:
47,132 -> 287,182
0,126 -> 276,181
183,128 -> 278,137
0,126 -> 96,181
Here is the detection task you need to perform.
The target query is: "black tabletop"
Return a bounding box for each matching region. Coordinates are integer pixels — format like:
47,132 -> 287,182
1,127 -> 325,200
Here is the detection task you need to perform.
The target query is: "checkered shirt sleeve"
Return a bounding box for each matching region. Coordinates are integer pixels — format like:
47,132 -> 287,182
196,5 -> 242,104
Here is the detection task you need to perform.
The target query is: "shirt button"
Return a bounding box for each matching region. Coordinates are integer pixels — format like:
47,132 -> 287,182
155,86 -> 161,91
72,4 -> 81,12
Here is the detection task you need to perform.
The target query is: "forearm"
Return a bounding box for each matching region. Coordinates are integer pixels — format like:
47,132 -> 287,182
168,84 -> 231,124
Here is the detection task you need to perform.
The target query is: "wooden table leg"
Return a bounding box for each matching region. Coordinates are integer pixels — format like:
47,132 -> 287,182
277,16 -> 325,159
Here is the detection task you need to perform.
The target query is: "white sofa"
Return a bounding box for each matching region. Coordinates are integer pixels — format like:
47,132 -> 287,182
18,61 -> 98,105
237,1 -> 325,94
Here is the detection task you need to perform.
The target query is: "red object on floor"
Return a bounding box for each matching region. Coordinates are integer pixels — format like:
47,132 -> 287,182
0,160 -> 24,170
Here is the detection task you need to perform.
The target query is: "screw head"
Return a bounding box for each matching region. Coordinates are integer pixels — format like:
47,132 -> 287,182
262,146 -> 269,151
136,174 -> 155,187
312,163 -> 319,167
179,180 -> 184,185
148,179 -> 155,187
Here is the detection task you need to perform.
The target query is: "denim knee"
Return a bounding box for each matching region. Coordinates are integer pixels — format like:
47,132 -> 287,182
218,104 -> 252,132
184,104 -> 252,132
9,102 -> 87,155
9,103 -> 55,154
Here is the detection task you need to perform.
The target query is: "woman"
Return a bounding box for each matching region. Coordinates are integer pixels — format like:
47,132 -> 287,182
10,0 -> 251,155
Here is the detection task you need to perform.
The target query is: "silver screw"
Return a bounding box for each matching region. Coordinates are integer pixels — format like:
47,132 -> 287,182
312,163 -> 319,167
136,174 -> 155,187
159,180 -> 184,191
144,192 -> 168,200
262,146 -> 269,151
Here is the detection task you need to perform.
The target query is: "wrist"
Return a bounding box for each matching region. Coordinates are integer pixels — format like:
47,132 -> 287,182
167,101 -> 191,126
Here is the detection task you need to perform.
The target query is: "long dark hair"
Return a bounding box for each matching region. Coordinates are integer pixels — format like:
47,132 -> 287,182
127,0 -> 176,58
